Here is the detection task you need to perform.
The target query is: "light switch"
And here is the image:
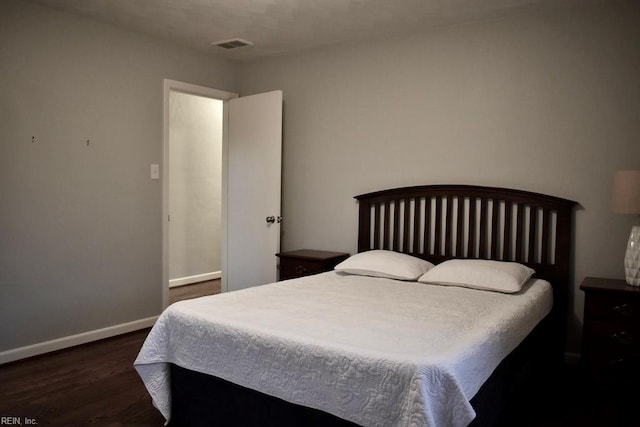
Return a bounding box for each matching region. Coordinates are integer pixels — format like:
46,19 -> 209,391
151,164 -> 160,180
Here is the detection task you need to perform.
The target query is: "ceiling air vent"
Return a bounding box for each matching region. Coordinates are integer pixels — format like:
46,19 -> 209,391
211,38 -> 253,50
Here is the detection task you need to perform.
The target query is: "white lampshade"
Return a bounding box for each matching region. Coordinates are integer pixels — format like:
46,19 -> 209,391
612,170 -> 640,214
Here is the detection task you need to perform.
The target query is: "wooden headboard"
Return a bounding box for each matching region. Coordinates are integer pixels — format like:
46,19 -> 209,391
355,185 -> 577,313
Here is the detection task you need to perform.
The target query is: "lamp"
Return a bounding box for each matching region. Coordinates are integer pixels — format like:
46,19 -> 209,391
612,170 -> 640,286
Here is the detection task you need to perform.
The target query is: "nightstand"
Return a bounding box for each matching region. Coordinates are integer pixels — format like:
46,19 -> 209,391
276,249 -> 349,281
580,277 -> 640,387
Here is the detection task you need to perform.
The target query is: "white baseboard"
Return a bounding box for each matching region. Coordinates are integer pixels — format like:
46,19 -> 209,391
169,271 -> 221,288
0,316 -> 158,365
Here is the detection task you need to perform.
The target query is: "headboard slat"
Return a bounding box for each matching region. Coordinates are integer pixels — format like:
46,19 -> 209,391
541,208 -> 550,264
515,203 -> 524,263
479,199 -> 488,259
392,200 -> 402,252
423,198 -> 431,255
444,196 -> 452,257
432,197 -> 440,256
528,207 -> 537,263
468,198 -> 477,258
456,198 -> 464,257
412,199 -> 420,254
491,200 -> 499,260
373,204 -> 381,249
402,199 -> 410,253
504,202 -> 513,261
383,201 -> 391,250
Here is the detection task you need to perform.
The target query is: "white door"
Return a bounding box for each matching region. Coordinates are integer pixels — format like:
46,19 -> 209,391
224,90 -> 283,292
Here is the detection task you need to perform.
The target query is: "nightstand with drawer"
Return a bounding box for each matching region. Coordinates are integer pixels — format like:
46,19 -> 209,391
276,249 -> 349,281
580,277 -> 640,386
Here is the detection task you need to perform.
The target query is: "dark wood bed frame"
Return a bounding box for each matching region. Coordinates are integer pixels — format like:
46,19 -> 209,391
168,185 -> 577,427
356,185 -> 577,359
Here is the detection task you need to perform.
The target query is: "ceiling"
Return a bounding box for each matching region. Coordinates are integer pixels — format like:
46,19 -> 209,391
27,0 -> 602,61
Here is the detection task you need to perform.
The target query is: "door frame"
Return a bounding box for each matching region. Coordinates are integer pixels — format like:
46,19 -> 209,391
162,79 -> 237,309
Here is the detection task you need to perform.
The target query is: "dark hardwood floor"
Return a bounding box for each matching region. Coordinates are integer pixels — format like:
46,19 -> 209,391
169,279 -> 221,304
0,281 -> 219,427
0,279 -> 631,426
0,328 -> 162,427
522,368 -> 635,427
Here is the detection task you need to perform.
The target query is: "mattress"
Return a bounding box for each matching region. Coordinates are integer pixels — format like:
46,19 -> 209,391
134,271 -> 552,427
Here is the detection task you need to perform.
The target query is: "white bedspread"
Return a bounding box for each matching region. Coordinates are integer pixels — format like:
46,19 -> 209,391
134,272 -> 552,427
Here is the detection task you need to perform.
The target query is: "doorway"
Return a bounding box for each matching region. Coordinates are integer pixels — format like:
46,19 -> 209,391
162,80 -> 237,308
168,92 -> 222,290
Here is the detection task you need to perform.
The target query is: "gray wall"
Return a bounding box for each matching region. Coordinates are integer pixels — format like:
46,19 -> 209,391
169,92 -> 223,282
0,0 -> 236,351
2,0 -> 639,357
238,1 -> 640,352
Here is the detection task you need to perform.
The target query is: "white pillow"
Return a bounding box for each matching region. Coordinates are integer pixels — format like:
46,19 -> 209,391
417,259 -> 535,293
334,250 -> 434,281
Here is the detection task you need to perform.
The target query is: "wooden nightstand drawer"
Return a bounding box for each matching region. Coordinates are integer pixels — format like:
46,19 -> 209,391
585,294 -> 640,323
584,321 -> 640,372
276,250 -> 349,281
585,352 -> 640,379
279,258 -> 325,279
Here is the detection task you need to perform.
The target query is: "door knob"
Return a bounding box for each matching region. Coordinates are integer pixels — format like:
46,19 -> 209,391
266,216 -> 276,224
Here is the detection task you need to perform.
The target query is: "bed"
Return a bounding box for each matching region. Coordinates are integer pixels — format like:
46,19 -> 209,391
135,185 -> 577,427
